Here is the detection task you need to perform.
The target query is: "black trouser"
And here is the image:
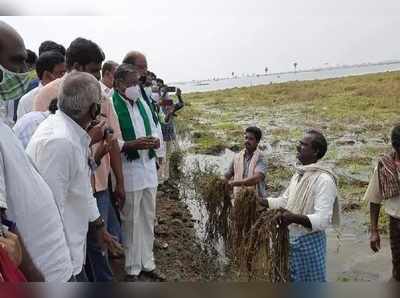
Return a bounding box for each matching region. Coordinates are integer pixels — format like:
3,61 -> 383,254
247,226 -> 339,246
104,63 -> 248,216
390,216 -> 400,281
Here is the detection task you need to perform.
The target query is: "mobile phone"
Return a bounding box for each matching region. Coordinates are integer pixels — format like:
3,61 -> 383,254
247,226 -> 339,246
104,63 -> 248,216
104,127 -> 114,139
166,86 -> 176,93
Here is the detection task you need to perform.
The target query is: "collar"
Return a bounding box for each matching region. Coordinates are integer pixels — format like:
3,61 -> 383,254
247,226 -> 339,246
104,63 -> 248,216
56,110 -> 91,148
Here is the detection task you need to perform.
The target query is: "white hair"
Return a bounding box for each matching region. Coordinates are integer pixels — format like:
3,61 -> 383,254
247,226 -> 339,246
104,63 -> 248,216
58,71 -> 101,121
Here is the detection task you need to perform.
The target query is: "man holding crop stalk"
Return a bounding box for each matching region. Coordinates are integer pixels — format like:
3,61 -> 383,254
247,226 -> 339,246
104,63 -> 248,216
364,124 -> 400,282
224,126 -> 268,202
263,129 -> 340,282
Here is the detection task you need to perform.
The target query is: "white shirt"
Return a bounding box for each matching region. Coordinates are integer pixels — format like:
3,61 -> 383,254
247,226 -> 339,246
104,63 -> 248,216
267,171 -> 337,234
26,111 -> 100,275
0,119 -> 73,281
120,97 -> 159,192
13,111 -> 50,148
0,101 -> 14,127
100,81 -> 113,98
17,83 -> 42,120
143,88 -> 166,158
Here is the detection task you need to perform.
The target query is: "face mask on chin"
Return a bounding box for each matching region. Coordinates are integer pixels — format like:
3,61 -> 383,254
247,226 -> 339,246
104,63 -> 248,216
125,85 -> 141,102
0,64 -> 32,102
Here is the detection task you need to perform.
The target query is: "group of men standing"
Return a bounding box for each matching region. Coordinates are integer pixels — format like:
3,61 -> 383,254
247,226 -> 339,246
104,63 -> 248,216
225,125 -> 399,282
0,20 -> 183,282
0,19 -> 398,283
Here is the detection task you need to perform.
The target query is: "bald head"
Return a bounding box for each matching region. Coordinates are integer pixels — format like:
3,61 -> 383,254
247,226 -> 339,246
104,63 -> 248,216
0,21 -> 27,73
122,51 -> 147,76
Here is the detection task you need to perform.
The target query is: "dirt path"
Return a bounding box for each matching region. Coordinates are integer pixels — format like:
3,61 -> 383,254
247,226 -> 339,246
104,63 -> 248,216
111,184 -> 223,282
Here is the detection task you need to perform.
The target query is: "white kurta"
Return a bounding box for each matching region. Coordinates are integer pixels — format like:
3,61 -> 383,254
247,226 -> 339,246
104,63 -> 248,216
0,119 -> 73,281
117,96 -> 159,275
120,97 -> 159,192
267,170 -> 337,236
27,111 -> 100,275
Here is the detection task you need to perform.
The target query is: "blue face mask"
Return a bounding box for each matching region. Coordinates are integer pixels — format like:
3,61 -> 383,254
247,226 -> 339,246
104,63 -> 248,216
0,64 -> 32,102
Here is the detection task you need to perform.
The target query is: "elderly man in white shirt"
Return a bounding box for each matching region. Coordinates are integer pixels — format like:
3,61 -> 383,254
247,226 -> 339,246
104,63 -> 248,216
112,64 -> 164,281
0,20 -> 73,282
263,129 -> 340,282
27,71 -> 109,281
17,50 -> 66,120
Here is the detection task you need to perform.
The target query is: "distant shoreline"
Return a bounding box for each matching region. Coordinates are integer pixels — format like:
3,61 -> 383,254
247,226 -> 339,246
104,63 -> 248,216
172,61 -> 400,86
173,62 -> 400,93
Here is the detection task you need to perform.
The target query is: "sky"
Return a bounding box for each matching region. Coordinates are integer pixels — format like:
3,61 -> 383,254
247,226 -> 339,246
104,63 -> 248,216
1,0 -> 400,82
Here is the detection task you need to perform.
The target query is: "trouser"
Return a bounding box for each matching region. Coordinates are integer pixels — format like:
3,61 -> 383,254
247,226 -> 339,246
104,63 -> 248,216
84,191 -> 114,282
121,188 -> 157,276
107,174 -> 123,243
390,216 -> 400,281
75,269 -> 89,282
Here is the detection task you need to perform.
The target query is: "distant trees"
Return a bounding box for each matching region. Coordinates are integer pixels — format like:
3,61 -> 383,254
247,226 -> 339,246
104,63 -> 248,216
293,62 -> 298,73
265,67 -> 268,74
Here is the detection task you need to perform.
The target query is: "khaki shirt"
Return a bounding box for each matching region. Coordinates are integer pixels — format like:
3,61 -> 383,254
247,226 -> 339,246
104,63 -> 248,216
363,166 -> 400,219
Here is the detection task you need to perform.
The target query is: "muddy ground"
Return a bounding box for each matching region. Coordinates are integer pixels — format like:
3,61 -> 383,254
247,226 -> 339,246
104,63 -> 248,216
112,72 -> 399,282
111,183 -> 225,282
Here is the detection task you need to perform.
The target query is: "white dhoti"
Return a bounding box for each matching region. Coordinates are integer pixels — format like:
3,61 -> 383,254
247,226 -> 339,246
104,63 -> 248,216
121,188 -> 157,275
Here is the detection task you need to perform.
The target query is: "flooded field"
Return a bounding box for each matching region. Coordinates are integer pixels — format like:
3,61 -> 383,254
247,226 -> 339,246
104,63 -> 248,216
171,71 -> 400,281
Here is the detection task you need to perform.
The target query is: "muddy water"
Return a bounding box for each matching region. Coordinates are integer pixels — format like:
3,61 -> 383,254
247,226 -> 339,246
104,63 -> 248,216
178,148 -> 392,282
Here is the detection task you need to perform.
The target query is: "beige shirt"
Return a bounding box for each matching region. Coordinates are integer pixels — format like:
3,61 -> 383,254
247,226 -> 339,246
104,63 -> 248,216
363,166 -> 400,219
33,78 -> 63,112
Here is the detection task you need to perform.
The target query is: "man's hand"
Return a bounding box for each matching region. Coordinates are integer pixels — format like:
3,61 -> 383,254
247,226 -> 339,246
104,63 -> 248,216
370,230 -> 381,253
176,88 -> 182,98
272,208 -> 296,227
150,137 -> 161,150
94,140 -> 112,164
131,137 -> 156,150
102,230 -> 124,256
272,208 -> 312,229
0,231 -> 23,266
87,120 -> 106,145
114,182 -> 126,210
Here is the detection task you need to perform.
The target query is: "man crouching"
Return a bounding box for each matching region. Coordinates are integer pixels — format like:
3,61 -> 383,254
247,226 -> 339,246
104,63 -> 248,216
264,129 -> 340,282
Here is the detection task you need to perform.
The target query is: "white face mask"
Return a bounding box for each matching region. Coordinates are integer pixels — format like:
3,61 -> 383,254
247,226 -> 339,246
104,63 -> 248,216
125,85 -> 141,102
0,64 -> 32,102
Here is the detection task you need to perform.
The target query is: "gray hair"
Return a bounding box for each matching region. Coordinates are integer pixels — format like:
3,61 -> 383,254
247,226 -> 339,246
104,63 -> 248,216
58,71 -> 101,121
114,63 -> 139,83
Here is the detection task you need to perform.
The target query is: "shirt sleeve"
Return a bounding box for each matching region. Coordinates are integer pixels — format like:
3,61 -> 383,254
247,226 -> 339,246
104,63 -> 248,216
306,173 -> 337,231
103,98 -> 124,151
254,154 -> 267,178
267,186 -> 290,209
33,80 -> 60,112
363,167 -> 384,205
154,125 -> 166,158
88,195 -> 100,222
0,152 -> 8,209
